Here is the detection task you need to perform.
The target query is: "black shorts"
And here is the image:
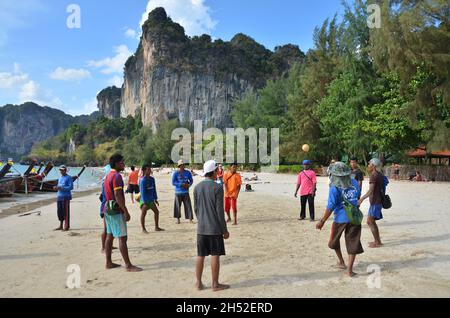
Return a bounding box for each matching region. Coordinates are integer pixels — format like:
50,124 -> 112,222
126,184 -> 140,194
197,235 -> 226,257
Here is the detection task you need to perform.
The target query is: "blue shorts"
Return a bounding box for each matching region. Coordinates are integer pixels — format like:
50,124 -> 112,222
104,213 -> 127,238
368,204 -> 383,221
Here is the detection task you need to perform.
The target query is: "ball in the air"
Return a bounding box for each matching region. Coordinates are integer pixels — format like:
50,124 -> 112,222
302,144 -> 310,152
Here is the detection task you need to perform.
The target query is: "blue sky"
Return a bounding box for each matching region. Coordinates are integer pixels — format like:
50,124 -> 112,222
0,0 -> 350,116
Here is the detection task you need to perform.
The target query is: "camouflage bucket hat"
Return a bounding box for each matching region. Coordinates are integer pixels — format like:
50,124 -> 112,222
329,162 -> 352,189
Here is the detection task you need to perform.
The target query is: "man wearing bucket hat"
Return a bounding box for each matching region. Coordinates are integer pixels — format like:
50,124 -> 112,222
316,162 -> 363,277
172,159 -> 194,224
358,158 -> 385,248
294,159 -> 317,221
193,160 -> 230,291
53,165 -> 74,231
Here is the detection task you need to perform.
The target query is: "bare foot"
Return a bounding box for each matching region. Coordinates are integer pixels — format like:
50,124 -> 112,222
195,282 -> 204,291
54,227 -> 62,231
212,284 -> 230,292
368,242 -> 383,248
232,222 -> 237,226
335,262 -> 347,270
347,271 -> 358,277
176,219 -> 181,224
142,229 -> 149,234
189,219 -> 195,224
101,248 -> 105,254
155,227 -> 165,231
226,219 -> 231,223
126,265 -> 143,272
62,228 -> 70,232
106,263 -> 121,269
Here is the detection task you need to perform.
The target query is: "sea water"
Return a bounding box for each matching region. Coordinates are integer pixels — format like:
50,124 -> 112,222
0,165 -> 105,214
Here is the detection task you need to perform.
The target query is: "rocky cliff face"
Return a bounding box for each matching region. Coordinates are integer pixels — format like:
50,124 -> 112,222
97,86 -> 122,119
0,102 -> 98,159
120,7 -> 304,130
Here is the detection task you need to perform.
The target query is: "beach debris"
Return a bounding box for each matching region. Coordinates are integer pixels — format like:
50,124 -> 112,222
18,210 -> 42,217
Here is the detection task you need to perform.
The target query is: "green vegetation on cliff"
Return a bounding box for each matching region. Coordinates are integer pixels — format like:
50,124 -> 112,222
126,7 -> 305,88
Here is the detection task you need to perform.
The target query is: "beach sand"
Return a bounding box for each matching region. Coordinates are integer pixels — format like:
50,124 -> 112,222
0,171 -> 449,297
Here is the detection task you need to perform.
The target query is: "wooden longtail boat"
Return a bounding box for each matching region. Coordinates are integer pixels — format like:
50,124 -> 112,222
30,165 -> 87,192
14,162 -> 43,193
0,163 -> 21,197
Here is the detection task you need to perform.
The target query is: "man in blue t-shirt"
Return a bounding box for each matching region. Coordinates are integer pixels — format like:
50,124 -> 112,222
54,165 -> 73,231
172,159 -> 194,224
316,162 -> 364,277
140,164 -> 164,233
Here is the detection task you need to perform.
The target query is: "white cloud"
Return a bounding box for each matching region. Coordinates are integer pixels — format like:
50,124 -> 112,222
83,97 -> 98,114
19,80 -> 39,101
125,28 -> 137,39
0,63 -> 64,109
139,0 -> 217,36
87,45 -> 132,74
0,69 -> 29,89
108,75 -> 123,88
50,67 -> 91,81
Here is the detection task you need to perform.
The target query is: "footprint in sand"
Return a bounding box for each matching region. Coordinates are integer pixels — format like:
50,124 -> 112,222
411,250 -> 434,257
68,232 -> 81,237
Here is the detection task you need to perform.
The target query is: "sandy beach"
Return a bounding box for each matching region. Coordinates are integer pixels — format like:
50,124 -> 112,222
0,171 -> 449,298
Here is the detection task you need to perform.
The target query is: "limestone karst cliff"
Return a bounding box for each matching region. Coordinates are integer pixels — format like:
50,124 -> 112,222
118,7 -> 304,130
0,102 -> 97,159
97,86 -> 122,119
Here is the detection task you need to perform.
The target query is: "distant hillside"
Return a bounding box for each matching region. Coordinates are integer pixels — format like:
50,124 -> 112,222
0,102 -> 99,160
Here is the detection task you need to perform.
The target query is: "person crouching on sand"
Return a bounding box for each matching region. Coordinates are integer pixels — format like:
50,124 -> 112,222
139,164 -> 164,233
54,165 -> 73,231
103,153 -> 142,272
194,160 -> 230,291
316,162 -> 363,277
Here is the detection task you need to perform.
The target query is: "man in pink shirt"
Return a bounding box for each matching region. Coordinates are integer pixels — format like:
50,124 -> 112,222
294,160 -> 317,221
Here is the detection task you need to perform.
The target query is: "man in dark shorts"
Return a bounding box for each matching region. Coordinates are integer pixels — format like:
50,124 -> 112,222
316,162 -> 363,277
392,163 -> 401,181
103,154 -> 142,272
359,158 -> 384,248
126,165 -> 140,203
349,157 -> 364,197
54,165 -> 73,231
193,160 -> 230,291
172,159 -> 194,224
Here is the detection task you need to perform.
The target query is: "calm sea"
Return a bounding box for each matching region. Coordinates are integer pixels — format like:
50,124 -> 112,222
0,165 -> 104,213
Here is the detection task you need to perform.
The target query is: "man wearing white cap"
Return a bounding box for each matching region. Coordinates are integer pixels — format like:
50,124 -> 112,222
172,159 -> 194,224
54,165 -> 73,231
193,160 -> 230,291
